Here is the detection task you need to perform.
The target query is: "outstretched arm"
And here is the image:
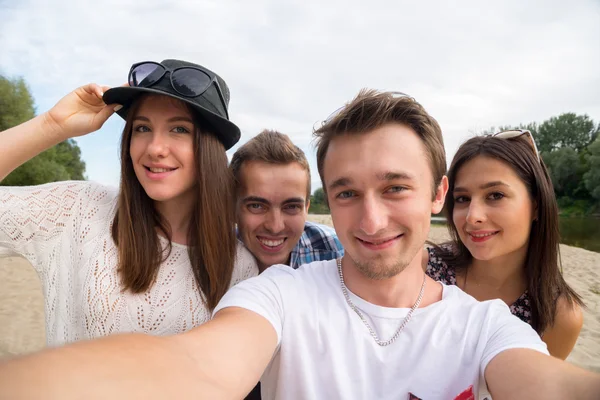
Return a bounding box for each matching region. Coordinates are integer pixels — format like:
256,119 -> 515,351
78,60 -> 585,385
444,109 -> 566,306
0,307 -> 277,400
0,83 -> 116,181
486,349 -> 600,399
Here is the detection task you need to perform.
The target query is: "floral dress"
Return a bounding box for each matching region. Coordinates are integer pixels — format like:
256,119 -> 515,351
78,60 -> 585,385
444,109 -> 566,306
426,247 -> 532,325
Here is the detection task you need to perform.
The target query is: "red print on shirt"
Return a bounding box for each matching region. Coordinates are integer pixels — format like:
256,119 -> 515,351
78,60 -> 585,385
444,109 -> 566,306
408,385 -> 475,400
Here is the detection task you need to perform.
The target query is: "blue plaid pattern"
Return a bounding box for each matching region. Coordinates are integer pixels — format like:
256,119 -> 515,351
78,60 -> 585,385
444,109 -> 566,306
289,221 -> 344,269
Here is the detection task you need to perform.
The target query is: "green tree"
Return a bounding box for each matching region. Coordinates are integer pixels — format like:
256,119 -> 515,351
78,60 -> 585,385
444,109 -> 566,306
0,75 -> 87,186
583,137 -> 600,203
536,113 -> 599,153
309,187 -> 329,214
543,148 -> 587,199
312,187 -> 326,205
0,75 -> 35,131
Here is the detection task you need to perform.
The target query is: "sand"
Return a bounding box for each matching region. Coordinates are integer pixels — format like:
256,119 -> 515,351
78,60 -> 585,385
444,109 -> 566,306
0,216 -> 598,372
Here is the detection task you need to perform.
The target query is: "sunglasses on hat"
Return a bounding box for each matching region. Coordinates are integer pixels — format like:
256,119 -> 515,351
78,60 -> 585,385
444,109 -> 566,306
128,61 -> 229,118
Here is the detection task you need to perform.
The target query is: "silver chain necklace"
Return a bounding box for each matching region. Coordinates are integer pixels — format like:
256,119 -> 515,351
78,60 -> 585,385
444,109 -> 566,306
337,257 -> 426,346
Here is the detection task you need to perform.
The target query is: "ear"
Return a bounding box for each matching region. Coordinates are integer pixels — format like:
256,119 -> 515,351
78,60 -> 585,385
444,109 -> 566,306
305,198 -> 311,212
432,176 -> 449,215
532,199 -> 538,222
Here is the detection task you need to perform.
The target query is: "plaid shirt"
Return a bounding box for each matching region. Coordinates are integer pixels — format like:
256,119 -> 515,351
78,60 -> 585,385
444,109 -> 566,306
289,221 -> 344,269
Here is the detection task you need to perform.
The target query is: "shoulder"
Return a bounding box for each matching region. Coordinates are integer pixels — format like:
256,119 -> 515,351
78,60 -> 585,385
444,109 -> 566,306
0,180 -> 115,197
299,221 -> 343,251
554,295 -> 584,327
0,180 -> 118,214
259,259 -> 338,291
302,221 -> 338,241
443,285 -> 515,320
230,241 -> 259,285
541,295 -> 584,359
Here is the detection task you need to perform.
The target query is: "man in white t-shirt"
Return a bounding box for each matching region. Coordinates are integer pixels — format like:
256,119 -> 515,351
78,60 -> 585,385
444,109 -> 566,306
0,90 -> 598,400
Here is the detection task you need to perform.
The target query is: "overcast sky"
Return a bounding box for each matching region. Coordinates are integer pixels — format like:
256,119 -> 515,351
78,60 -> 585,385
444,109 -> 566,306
1,0 -> 599,191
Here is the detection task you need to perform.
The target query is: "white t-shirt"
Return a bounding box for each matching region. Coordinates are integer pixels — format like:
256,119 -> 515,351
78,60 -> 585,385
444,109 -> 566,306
214,260 -> 548,400
0,181 -> 258,346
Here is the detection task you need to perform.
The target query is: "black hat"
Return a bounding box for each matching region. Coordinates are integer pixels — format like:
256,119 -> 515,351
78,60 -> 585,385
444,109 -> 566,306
103,59 -> 241,150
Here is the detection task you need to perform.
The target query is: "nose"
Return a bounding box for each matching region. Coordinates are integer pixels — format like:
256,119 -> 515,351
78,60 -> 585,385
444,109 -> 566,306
359,194 -> 387,236
263,209 -> 285,234
465,199 -> 486,225
146,132 -> 169,159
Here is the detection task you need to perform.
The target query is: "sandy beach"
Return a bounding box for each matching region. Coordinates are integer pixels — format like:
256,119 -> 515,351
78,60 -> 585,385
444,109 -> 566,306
1,216 -> 599,372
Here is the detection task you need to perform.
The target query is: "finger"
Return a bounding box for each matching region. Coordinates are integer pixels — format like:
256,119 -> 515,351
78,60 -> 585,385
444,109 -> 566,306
80,83 -> 104,101
120,82 -> 130,88
94,104 -> 118,128
92,84 -> 105,100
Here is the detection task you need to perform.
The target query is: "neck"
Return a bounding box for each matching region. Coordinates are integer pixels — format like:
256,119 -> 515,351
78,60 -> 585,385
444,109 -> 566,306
153,198 -> 194,245
258,253 -> 292,274
468,244 -> 528,290
341,253 -> 430,308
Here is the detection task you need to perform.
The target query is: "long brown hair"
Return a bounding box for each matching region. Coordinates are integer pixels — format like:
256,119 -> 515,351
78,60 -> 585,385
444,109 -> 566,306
111,94 -> 236,310
439,135 -> 584,334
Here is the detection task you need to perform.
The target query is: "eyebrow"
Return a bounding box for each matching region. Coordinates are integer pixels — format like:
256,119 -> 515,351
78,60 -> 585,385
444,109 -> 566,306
242,196 -> 306,205
328,171 -> 414,190
454,181 -> 510,192
133,116 -> 194,123
282,197 -> 306,205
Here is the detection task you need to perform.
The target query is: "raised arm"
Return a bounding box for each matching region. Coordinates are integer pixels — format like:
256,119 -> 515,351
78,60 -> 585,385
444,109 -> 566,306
0,83 -> 116,181
0,307 -> 277,399
486,349 -> 600,399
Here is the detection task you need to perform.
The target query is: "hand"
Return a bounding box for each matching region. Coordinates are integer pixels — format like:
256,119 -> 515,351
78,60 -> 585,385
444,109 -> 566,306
44,83 -> 121,140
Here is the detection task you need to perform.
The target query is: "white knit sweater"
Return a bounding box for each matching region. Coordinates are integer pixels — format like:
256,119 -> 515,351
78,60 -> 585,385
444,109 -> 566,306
0,181 -> 258,347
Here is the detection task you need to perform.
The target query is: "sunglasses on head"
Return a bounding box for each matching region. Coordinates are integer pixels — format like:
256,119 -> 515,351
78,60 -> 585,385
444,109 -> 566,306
321,91 -> 411,126
492,129 -> 541,163
128,61 -> 229,118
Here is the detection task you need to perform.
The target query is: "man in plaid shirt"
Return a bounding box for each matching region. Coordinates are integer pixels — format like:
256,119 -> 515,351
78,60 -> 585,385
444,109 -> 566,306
231,129 -> 344,273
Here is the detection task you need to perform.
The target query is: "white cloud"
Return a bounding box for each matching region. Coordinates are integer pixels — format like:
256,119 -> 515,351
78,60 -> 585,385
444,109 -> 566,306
1,0 -> 599,190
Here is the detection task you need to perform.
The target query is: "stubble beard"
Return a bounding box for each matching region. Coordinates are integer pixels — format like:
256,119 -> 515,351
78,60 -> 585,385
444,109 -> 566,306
349,238 -> 424,280
351,255 -> 411,280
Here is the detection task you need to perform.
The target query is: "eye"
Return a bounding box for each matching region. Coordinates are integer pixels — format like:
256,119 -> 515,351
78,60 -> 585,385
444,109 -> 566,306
283,204 -> 303,214
487,192 -> 505,201
454,195 -> 470,204
171,126 -> 191,134
133,125 -> 150,133
247,203 -> 266,213
336,190 -> 354,199
387,186 -> 407,194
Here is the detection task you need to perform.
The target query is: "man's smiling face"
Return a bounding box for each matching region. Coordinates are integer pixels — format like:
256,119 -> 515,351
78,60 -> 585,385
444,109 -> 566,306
237,161 -> 310,271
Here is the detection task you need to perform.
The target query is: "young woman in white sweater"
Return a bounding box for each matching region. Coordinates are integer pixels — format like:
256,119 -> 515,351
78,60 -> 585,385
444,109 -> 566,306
0,59 -> 257,347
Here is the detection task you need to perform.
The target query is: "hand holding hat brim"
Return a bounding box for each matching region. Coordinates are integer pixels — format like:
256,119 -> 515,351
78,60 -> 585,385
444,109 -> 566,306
45,83 -> 119,140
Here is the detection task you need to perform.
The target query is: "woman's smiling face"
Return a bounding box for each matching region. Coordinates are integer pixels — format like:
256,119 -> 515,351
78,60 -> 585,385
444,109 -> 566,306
129,95 -> 197,206
452,155 -> 536,261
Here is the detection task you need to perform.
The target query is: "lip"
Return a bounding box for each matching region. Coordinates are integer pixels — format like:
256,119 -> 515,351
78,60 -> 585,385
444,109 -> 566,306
356,234 -> 403,251
256,236 -> 287,253
466,230 -> 499,243
145,163 -> 176,169
144,165 -> 178,180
